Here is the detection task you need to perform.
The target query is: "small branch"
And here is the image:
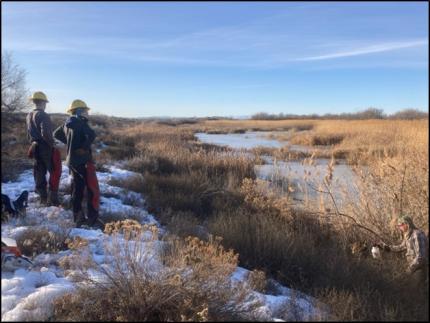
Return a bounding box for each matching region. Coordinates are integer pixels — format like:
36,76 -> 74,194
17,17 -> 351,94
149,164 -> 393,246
307,182 -> 386,242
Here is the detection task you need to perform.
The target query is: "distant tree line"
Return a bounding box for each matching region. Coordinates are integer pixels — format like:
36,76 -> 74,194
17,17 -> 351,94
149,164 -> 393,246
251,107 -> 428,120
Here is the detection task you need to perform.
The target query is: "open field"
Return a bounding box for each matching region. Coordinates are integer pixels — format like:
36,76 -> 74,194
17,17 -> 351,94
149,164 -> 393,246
192,118 -> 429,160
2,113 -> 428,321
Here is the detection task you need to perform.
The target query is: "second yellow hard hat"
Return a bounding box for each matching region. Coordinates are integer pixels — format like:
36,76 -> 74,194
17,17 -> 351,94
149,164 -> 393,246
67,99 -> 90,114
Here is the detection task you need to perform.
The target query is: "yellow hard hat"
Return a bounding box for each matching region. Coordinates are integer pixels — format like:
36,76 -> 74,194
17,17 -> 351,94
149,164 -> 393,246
30,91 -> 49,102
67,99 -> 90,114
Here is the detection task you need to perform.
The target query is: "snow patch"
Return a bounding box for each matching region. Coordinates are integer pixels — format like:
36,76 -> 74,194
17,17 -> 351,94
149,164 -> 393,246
2,162 -> 324,321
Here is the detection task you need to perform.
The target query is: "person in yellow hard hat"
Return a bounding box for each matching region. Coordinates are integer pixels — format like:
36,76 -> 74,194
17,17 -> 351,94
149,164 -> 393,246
54,100 -> 103,229
26,91 -> 60,206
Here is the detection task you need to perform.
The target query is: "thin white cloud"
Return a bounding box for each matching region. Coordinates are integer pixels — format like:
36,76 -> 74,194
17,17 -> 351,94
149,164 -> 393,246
4,14 -> 428,69
296,39 -> 428,61
4,41 -> 70,52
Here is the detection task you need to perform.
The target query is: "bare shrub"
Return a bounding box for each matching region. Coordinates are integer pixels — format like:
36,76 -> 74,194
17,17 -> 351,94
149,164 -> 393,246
58,237 -> 97,280
104,219 -> 146,240
1,112 -> 32,181
156,118 -> 198,126
248,269 -> 267,293
1,51 -> 30,113
311,134 -> 344,146
52,231 -> 256,321
390,108 -> 428,120
16,227 -> 70,257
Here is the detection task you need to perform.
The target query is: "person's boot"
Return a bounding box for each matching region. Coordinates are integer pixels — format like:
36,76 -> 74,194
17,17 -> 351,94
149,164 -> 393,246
87,215 -> 105,230
94,218 -> 105,230
47,190 -> 60,207
39,195 -> 48,206
73,211 -> 86,228
36,187 -> 48,206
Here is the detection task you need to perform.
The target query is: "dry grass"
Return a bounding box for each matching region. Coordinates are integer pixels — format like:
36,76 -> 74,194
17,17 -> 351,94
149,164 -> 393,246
53,223 -> 257,321
3,113 -> 428,321
110,123 -> 255,224
16,227 -> 70,257
107,174 -> 146,194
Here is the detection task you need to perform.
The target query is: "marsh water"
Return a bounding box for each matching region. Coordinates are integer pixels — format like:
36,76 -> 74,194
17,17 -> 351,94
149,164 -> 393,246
195,131 -> 359,207
195,131 -> 311,152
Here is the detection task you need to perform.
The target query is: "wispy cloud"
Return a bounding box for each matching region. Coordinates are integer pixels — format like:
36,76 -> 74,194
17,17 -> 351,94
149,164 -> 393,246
6,36 -> 428,69
4,40 -> 70,52
295,39 -> 428,61
3,3 -> 428,69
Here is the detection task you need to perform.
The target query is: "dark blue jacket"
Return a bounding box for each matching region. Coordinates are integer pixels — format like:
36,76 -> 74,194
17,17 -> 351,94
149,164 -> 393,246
54,116 -> 96,167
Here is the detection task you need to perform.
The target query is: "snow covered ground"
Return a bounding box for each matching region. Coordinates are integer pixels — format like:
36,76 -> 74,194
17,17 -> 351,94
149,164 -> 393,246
2,163 -> 326,321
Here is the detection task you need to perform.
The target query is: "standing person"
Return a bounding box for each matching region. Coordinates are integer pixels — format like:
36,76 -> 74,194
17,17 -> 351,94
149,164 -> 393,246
380,215 -> 428,290
26,91 -> 61,206
53,99 -> 103,229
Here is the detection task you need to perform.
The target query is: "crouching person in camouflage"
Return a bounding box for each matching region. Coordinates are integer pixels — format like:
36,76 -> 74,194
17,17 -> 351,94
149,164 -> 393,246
53,99 -> 103,229
380,215 -> 428,293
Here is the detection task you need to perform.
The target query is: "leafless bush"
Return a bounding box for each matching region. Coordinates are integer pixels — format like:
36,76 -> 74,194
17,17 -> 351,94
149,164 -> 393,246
1,51 -> 30,113
53,228 -> 257,321
389,108 -> 428,120
16,227 -> 70,257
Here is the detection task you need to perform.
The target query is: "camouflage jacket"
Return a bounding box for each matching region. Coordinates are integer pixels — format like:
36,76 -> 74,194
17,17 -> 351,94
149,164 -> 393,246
388,228 -> 429,272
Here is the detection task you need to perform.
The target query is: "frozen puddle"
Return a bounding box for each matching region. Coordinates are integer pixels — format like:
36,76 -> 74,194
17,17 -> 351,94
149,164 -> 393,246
195,131 -> 314,153
196,131 -> 285,149
256,158 -> 360,206
2,163 -> 326,321
196,131 -> 358,207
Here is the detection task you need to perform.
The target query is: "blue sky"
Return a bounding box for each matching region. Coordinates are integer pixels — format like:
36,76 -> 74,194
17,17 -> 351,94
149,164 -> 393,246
2,1 -> 428,117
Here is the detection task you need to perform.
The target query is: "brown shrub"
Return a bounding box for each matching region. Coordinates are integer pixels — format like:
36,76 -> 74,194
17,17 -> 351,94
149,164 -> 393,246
311,134 -> 344,146
52,233 -> 256,321
16,227 -> 70,257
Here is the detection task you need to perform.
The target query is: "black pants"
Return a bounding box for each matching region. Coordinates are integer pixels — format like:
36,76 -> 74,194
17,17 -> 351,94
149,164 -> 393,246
33,143 -> 52,199
70,164 -> 99,223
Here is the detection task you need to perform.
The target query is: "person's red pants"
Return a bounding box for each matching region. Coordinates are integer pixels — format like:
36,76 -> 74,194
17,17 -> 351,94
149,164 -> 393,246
49,148 -> 62,192
70,161 -> 100,222
85,161 -> 100,212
